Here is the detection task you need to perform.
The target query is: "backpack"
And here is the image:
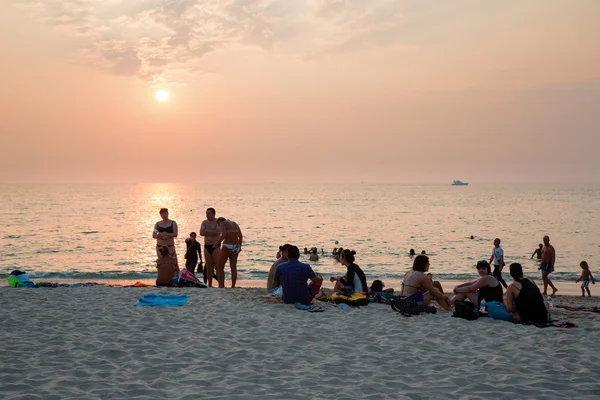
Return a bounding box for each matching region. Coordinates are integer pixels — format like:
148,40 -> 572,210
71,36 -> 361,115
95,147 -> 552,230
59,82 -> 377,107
452,300 -> 480,320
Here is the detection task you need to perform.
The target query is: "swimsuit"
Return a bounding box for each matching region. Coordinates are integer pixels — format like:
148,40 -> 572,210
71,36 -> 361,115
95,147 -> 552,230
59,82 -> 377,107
540,262 -> 553,273
156,221 -> 174,233
204,244 -> 219,255
581,280 -> 590,288
223,243 -> 241,255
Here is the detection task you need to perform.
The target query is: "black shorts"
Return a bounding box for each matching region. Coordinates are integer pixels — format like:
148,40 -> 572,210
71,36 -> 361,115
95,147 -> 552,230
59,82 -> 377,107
156,281 -> 173,287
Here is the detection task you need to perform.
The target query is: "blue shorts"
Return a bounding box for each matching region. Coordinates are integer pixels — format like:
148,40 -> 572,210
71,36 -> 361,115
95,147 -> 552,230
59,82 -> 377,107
581,280 -> 590,289
408,292 -> 425,303
486,301 -> 513,321
540,262 -> 553,273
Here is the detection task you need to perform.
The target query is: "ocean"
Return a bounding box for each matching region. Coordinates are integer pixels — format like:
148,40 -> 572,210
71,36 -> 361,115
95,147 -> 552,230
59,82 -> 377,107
1,183 -> 599,285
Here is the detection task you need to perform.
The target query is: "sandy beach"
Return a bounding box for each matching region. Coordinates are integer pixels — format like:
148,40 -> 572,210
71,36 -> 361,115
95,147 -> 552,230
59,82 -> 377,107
1,286 -> 599,400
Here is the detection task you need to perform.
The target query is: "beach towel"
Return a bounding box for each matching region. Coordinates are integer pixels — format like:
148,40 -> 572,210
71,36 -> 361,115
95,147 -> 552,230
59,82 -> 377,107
367,291 -> 395,304
294,303 -> 324,312
556,305 -> 600,313
517,320 -> 578,329
135,294 -> 189,307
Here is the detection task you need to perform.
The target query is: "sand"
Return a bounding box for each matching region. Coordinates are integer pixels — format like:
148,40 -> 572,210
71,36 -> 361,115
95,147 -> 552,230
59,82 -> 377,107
1,287 -> 599,400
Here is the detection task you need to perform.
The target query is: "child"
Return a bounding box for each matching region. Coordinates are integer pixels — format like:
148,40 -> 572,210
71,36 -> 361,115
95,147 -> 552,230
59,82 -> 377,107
576,261 -> 595,297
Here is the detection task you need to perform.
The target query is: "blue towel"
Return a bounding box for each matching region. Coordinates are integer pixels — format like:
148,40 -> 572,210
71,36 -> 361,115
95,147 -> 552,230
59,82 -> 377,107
135,294 -> 189,307
294,302 -> 324,312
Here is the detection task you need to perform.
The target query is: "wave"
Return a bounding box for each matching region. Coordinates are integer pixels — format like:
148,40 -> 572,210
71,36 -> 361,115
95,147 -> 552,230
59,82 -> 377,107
0,270 -> 579,282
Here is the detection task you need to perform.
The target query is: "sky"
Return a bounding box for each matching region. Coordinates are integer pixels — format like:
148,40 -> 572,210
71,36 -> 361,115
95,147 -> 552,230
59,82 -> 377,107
1,0 -> 599,183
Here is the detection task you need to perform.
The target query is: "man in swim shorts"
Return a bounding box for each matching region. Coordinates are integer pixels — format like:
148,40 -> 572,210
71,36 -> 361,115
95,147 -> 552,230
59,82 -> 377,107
200,207 -> 220,287
540,235 -> 558,296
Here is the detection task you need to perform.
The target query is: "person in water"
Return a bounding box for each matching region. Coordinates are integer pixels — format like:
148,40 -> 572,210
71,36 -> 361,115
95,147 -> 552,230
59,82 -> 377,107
531,244 -> 543,260
421,250 -> 426,255
153,208 -> 178,263
576,261 -> 595,297
214,217 -> 243,288
400,255 -> 450,310
489,238 -> 507,288
267,243 -> 290,291
330,250 -> 368,293
409,249 -> 416,257
156,245 -> 179,287
184,232 -> 202,275
451,260 -> 511,321
273,245 -> 323,305
505,263 -> 549,323
200,207 -> 220,287
309,251 -> 319,262
540,236 -> 558,296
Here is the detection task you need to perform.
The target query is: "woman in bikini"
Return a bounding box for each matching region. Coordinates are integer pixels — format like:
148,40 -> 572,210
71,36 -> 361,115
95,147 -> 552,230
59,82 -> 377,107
156,245 -> 180,287
400,255 -> 450,309
153,208 -> 179,265
214,217 -> 243,288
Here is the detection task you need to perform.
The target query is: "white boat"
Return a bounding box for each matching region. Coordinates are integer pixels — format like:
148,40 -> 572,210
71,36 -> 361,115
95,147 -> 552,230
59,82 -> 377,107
451,180 -> 468,186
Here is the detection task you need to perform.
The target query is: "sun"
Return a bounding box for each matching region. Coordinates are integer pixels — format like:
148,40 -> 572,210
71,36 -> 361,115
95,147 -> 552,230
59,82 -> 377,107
155,90 -> 169,102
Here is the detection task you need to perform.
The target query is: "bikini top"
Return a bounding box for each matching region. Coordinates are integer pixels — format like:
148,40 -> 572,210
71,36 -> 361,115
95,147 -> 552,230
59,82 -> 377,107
156,221 -> 174,233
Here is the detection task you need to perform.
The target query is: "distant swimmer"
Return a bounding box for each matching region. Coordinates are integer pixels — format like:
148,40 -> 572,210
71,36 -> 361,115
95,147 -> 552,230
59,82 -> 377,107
421,250 -> 426,255
214,217 -> 243,288
409,249 -> 416,257
153,208 -> 178,264
531,244 -> 543,260
470,235 -> 474,240
309,252 -> 319,262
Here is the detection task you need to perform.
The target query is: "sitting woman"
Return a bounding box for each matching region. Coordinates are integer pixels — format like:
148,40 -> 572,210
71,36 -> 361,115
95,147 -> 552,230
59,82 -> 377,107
452,260 -> 511,321
506,263 -> 549,323
400,255 -> 450,310
156,245 -> 180,287
330,250 -> 368,293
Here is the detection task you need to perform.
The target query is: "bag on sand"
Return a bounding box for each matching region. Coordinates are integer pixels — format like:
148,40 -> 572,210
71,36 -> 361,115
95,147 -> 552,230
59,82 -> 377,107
331,292 -> 369,306
452,300 -> 480,320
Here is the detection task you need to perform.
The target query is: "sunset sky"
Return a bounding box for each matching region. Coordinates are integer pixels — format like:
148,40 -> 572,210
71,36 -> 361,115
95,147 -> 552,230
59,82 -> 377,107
1,0 -> 599,183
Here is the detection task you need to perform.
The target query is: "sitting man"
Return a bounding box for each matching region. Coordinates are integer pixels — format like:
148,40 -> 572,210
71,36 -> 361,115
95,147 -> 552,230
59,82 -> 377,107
267,243 -> 291,291
273,245 -> 323,305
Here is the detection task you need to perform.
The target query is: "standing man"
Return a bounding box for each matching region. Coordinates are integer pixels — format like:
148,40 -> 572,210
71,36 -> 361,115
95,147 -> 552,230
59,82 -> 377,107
531,244 -> 543,260
200,207 -> 220,287
184,232 -> 202,275
273,245 -> 323,305
541,235 -> 558,296
489,238 -> 507,288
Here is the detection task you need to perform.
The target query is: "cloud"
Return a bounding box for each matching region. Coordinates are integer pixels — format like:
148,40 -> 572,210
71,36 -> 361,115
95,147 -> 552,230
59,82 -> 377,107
13,0 -> 408,85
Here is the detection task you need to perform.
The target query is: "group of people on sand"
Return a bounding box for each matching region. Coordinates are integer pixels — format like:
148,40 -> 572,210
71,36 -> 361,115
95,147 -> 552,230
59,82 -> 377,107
152,207 -> 243,288
267,244 -> 372,305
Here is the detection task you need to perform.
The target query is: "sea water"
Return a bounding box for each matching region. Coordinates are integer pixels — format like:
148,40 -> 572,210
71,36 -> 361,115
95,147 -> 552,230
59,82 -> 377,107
1,183 -> 599,284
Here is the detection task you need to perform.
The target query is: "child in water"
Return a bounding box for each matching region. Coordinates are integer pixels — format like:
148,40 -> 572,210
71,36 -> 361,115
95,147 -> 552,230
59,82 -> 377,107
576,261 -> 595,297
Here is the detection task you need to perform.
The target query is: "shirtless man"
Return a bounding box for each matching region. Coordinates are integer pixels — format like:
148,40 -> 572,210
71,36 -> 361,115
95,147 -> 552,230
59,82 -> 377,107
531,244 -> 543,260
214,217 -> 243,288
200,208 -> 220,287
540,235 -> 558,296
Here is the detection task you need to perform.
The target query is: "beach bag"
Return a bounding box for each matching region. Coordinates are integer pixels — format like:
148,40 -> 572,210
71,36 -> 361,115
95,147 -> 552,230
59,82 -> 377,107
176,269 -> 208,288
331,292 -> 369,306
453,300 -> 480,320
391,296 -> 422,315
